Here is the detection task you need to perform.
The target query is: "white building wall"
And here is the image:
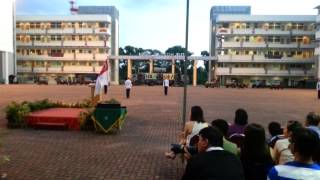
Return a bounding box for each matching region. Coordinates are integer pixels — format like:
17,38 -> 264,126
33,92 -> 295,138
0,0 -> 15,84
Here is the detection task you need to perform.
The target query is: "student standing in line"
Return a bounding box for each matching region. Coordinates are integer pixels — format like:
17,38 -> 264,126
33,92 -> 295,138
163,78 -> 169,96
124,77 -> 132,98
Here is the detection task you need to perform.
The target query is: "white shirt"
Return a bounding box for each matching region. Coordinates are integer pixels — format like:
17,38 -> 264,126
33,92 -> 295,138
317,81 -> 320,90
163,79 -> 169,87
274,138 -> 294,164
125,79 -> 132,89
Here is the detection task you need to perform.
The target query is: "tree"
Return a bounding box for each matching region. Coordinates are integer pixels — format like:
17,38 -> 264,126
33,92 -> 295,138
165,45 -> 193,56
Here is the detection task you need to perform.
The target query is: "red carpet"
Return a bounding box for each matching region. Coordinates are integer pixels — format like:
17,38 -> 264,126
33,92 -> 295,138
26,108 -> 86,130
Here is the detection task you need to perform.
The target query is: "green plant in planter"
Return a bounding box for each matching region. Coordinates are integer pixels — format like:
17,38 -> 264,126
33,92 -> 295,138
102,98 -> 121,104
27,99 -> 57,111
79,108 -> 95,131
5,102 -> 30,128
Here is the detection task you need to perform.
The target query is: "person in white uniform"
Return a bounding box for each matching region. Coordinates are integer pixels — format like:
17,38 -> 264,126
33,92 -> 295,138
163,78 -> 170,96
124,77 -> 132,98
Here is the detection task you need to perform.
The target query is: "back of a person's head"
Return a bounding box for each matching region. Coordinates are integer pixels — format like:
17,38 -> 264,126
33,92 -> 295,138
243,123 -> 269,159
211,119 -> 229,137
199,126 -> 223,147
268,121 -> 283,137
291,128 -> 320,159
234,108 -> 248,126
306,112 -> 320,126
287,120 -> 303,133
190,106 -> 205,123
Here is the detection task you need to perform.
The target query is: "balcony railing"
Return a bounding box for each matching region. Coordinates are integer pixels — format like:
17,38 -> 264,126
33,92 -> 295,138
217,55 -> 315,63
17,53 -> 109,61
217,67 -> 313,76
217,28 -> 315,36
63,66 -> 94,73
220,41 -> 316,49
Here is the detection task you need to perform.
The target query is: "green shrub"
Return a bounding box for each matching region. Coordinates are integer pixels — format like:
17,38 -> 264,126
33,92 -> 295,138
5,102 -> 30,127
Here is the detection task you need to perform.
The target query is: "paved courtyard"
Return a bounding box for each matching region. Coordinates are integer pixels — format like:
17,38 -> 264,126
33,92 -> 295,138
0,85 -> 319,180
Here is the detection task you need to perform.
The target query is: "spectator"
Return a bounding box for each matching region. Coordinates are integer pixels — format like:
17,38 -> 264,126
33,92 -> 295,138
182,127 -> 244,180
227,108 -> 248,137
273,120 -> 302,164
211,119 -> 238,155
268,121 -> 284,148
165,106 -> 208,159
240,123 -> 274,180
268,128 -> 320,179
305,112 -> 320,138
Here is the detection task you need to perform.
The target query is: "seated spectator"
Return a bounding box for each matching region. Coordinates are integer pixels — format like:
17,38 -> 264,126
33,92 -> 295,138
268,121 -> 284,148
165,106 -> 208,159
182,127 -> 244,180
273,120 -> 302,164
240,123 -> 274,180
227,108 -> 248,137
211,119 -> 238,155
305,112 -> 320,138
268,128 -> 320,180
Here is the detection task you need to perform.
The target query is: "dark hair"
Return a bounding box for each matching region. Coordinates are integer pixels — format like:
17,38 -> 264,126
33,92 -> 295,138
287,120 -> 302,133
291,128 -> 320,159
242,123 -> 271,161
199,127 -> 223,147
306,112 -> 320,126
190,106 -> 205,123
268,121 -> 283,137
234,109 -> 248,126
211,119 -> 229,137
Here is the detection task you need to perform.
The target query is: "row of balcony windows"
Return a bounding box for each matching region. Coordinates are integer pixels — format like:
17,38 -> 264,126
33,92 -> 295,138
16,35 -> 109,42
220,36 -> 314,44
16,22 -> 109,30
217,23 -> 315,31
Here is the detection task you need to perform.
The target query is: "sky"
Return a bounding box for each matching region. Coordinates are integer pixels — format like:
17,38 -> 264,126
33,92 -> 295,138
16,0 -> 320,55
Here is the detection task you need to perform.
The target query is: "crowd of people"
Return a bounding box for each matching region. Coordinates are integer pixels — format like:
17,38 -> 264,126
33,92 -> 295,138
165,106 -> 320,180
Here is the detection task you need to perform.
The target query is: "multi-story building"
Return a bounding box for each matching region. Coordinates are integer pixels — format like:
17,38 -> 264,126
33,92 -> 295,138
16,6 -> 119,84
210,6 -> 317,88
315,6 -> 320,80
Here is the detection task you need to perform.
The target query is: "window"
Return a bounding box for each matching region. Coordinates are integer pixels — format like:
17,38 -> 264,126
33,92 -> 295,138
51,22 -> 61,29
99,22 -> 108,28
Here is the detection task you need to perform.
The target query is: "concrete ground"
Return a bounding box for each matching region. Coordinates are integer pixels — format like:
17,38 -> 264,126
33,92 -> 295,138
0,85 -> 319,180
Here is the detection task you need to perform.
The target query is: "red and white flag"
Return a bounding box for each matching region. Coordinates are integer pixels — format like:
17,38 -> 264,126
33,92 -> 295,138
94,59 -> 109,96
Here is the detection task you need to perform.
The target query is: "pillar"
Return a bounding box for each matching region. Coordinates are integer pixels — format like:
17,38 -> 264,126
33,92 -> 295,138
193,60 -> 197,86
149,59 -> 153,74
208,61 -> 212,82
171,59 -> 175,74
127,58 -> 132,78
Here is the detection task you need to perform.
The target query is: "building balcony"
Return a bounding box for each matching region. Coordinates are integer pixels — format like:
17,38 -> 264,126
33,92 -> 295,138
16,28 -> 46,34
316,31 -> 320,40
218,55 -> 315,63
33,67 -> 47,73
217,67 -> 313,76
17,66 -> 32,73
220,41 -> 316,49
315,47 -> 320,55
17,40 -> 110,48
63,66 -> 94,73
48,67 -> 63,72
47,28 -> 74,34
216,28 -> 315,36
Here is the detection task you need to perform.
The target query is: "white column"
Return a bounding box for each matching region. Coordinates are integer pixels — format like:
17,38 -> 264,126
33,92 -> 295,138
193,60 -> 197,86
171,59 -> 175,74
127,59 -> 132,78
149,59 -> 153,74
114,58 -> 119,85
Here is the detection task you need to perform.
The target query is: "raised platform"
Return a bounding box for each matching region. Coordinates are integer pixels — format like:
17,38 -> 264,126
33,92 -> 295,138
26,108 -> 87,130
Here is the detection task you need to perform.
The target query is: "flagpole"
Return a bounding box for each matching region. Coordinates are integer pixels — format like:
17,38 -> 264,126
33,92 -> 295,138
182,0 -> 189,130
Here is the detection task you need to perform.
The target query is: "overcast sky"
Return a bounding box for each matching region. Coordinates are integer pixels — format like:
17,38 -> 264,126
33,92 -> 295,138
16,0 -> 320,55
